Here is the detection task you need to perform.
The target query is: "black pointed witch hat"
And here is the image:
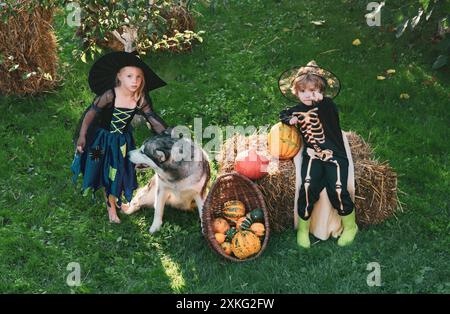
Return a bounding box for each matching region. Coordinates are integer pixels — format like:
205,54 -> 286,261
88,51 -> 166,96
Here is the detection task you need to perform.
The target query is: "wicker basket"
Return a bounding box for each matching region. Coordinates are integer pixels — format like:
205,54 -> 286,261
202,172 -> 270,262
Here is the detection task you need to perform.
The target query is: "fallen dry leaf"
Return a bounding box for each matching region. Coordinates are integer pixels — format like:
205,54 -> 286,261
311,20 -> 325,26
400,93 -> 410,99
352,38 -> 361,46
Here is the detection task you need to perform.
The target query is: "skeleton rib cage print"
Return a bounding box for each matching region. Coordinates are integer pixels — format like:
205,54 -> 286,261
293,107 -> 326,153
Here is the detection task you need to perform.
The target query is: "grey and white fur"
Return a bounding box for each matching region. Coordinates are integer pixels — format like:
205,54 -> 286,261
125,128 -> 210,234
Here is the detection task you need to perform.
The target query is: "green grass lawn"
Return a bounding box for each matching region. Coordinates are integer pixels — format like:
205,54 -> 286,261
0,0 -> 449,293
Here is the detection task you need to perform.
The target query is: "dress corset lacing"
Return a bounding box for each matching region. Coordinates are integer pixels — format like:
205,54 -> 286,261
110,107 -> 135,134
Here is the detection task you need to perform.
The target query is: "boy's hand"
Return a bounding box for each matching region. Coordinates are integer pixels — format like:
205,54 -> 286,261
312,91 -> 323,102
76,136 -> 86,154
289,116 -> 299,125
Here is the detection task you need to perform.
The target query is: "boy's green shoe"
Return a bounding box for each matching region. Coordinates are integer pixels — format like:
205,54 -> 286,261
297,218 -> 311,249
337,211 -> 358,247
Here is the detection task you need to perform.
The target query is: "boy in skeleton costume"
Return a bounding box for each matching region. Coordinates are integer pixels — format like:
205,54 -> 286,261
278,61 -> 358,248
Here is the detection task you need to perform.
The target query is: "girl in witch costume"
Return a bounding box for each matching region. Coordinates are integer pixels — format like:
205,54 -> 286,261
278,60 -> 358,248
71,51 -> 168,223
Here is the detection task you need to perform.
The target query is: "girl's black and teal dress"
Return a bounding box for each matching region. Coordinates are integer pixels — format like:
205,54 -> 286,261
71,88 -> 167,206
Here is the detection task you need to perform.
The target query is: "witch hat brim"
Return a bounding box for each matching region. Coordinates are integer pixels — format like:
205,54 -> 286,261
88,51 -> 167,96
278,63 -> 341,102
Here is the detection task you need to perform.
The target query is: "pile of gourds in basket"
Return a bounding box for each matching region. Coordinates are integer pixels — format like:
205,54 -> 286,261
202,173 -> 270,262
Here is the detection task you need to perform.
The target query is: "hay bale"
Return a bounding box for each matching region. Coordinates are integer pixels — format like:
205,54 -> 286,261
217,131 -> 401,231
346,131 -> 373,161
0,4 -> 58,95
354,159 -> 401,226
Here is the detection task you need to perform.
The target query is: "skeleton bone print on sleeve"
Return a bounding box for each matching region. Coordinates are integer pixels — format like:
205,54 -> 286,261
293,107 -> 326,152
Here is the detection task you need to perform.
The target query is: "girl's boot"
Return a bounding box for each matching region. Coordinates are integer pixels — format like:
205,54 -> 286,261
297,218 -> 311,249
337,211 -> 358,247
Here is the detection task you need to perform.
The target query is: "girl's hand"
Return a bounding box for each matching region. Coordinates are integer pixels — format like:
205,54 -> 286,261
76,136 -> 86,154
289,116 -> 299,125
312,91 -> 323,102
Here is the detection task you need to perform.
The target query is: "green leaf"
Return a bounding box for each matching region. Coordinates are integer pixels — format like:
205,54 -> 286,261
432,55 -> 448,70
0,53 -> 3,65
147,21 -> 157,34
419,0 -> 430,12
80,52 -> 87,63
436,35 -> 450,54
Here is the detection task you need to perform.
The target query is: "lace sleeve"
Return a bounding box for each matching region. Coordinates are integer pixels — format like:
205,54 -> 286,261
139,94 -> 168,134
77,89 -> 114,138
91,89 -> 114,111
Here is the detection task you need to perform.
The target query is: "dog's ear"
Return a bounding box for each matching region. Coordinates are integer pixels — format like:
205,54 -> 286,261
155,149 -> 167,163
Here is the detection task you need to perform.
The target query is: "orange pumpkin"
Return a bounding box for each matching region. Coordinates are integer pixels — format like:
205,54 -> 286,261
215,233 -> 226,244
213,218 -> 230,234
223,200 -> 246,224
221,242 -> 232,255
250,222 -> 265,237
231,230 -> 261,259
268,122 -> 302,159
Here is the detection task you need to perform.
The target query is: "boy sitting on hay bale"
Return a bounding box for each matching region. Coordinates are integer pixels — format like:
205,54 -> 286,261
278,61 -> 358,248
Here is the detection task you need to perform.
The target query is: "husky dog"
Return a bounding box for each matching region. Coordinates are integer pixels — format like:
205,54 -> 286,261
125,128 -> 210,234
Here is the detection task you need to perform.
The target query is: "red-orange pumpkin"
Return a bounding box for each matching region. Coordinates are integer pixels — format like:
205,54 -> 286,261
234,149 -> 269,180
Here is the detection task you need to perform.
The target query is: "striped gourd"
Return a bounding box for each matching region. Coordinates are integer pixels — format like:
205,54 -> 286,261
223,200 -> 246,224
238,216 -> 253,230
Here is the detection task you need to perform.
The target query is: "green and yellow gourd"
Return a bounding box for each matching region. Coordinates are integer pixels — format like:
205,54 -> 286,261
247,208 -> 264,222
225,227 -> 238,243
223,200 -> 246,224
231,230 -> 261,259
234,208 -> 265,231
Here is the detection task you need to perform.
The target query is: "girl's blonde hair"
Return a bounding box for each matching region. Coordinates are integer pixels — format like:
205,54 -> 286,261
291,73 -> 325,96
115,67 -> 146,105
135,75 -> 146,105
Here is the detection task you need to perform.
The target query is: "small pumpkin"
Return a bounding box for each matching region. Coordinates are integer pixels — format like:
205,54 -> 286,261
223,200 -> 246,224
250,222 -> 265,238
225,227 -> 238,242
268,122 -> 302,160
221,242 -> 232,255
215,233 -> 226,244
231,230 -> 261,260
247,208 -> 264,223
213,217 -> 230,234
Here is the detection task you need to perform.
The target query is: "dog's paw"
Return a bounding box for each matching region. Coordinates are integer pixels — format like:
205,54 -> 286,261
149,222 -> 162,234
